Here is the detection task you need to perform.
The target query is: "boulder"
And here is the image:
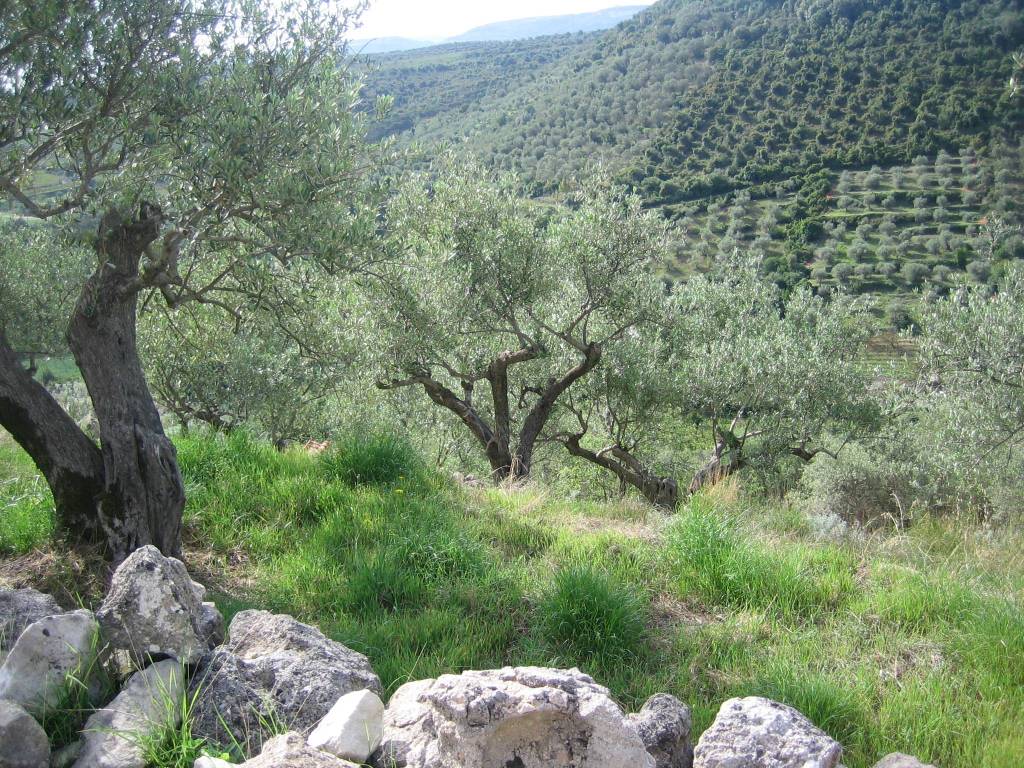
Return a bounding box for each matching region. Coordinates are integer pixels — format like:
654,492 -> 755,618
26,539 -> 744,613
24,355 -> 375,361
628,694 -> 693,768
96,546 -> 215,666
373,666 -> 656,768
73,659 -> 185,768
0,699 -> 50,768
0,589 -> 61,653
694,697 -> 842,768
0,610 -> 98,715
189,610 -> 381,756
873,755 -> 937,768
308,689 -> 385,763
240,732 -> 359,767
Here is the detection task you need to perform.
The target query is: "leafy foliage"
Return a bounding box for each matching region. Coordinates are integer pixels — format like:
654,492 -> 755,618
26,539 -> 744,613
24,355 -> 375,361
361,157 -> 667,479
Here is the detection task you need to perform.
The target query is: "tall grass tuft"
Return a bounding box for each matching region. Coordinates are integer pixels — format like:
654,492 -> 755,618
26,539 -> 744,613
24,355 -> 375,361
664,497 -> 855,619
321,433 -> 420,487
536,564 -> 648,667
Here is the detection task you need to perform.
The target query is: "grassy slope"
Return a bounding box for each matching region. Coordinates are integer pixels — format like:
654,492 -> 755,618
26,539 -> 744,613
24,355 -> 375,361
1,431 -> 1022,767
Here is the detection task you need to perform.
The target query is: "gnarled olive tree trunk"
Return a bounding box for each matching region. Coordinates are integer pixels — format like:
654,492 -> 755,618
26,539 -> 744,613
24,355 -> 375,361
562,434 -> 679,510
0,206 -> 185,561
688,442 -> 744,495
380,344 -> 602,484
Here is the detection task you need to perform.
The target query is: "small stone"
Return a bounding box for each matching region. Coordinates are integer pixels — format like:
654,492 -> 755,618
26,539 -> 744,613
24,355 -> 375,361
241,732 -> 359,767
629,693 -> 693,768
73,659 -> 185,768
308,689 -> 385,762
0,699 -> 50,768
0,589 -> 61,653
0,610 -> 98,716
96,546 -> 213,666
694,696 -> 842,768
873,754 -> 937,768
192,758 -> 233,768
197,603 -> 225,648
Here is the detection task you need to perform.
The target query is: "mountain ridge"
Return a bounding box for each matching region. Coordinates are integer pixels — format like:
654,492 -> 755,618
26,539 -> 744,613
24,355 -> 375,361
353,5 -> 648,54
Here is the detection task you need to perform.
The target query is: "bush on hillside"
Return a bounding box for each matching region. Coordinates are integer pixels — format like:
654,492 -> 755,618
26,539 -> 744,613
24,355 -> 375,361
794,442 -> 923,530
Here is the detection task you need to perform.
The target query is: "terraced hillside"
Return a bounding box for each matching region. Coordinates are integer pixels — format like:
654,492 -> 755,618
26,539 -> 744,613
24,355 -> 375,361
368,0 -> 1023,197
666,143 -> 1024,301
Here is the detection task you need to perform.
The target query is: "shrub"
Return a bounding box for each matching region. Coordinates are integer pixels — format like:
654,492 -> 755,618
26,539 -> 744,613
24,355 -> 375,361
832,263 -> 854,283
537,565 -> 647,664
966,260 -> 992,284
902,262 -> 930,286
795,442 -> 920,529
876,261 -> 898,278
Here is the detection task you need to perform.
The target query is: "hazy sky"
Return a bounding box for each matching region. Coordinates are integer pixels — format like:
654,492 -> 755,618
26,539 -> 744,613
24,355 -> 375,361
355,0 -> 657,41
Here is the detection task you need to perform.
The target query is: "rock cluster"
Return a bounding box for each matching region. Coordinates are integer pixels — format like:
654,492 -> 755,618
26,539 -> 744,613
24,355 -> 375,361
0,547 -> 939,768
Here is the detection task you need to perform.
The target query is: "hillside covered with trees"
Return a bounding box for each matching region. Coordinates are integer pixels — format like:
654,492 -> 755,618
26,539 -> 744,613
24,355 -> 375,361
1,1 -> 1023,766
367,0 -> 1023,195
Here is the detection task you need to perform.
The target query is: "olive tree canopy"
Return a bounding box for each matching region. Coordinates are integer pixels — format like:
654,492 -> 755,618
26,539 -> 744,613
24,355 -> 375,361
0,0 -> 382,560
364,160 -> 667,482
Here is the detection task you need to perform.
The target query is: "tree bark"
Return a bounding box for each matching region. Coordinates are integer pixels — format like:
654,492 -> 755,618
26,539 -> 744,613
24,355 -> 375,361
688,442 -> 744,494
563,434 -> 679,510
66,207 -> 185,561
515,343 -> 601,478
0,332 -> 106,542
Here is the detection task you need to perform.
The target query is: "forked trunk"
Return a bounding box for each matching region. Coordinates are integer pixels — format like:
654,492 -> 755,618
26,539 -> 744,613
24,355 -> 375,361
66,208 -> 185,561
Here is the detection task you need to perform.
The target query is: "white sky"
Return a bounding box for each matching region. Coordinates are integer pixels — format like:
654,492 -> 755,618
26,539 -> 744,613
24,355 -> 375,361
354,0 -> 656,41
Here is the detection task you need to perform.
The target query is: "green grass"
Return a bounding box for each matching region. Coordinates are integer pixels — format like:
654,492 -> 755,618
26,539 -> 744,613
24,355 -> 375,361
0,437 -> 55,554
1,431 -> 1022,767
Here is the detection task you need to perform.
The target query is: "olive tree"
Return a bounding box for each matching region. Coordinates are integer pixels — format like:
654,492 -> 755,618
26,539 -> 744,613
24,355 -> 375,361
139,274 -> 353,444
559,257 -> 881,504
919,265 -> 1024,476
0,0 -> 380,559
364,161 -> 666,483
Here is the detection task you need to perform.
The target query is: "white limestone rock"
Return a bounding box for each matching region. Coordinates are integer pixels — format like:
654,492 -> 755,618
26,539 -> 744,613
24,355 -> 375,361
373,666 -> 656,768
0,610 -> 98,716
241,732 -> 360,767
73,659 -> 185,768
308,689 -> 385,763
0,589 -> 61,653
188,610 -> 381,756
96,546 -> 214,666
628,693 -> 693,768
0,699 -> 50,768
694,697 -> 843,768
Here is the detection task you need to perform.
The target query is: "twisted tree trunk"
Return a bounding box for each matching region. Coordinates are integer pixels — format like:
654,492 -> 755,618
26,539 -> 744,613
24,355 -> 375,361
563,435 -> 679,510
688,442 -> 744,494
67,208 -> 185,561
0,206 -> 185,561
